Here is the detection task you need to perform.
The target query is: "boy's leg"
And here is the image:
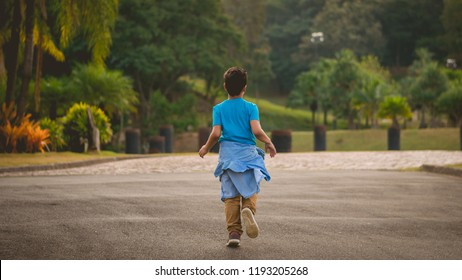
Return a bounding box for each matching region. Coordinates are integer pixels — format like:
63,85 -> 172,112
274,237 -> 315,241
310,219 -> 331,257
221,170 -> 243,235
224,196 -> 243,235
241,194 -> 259,238
242,194 -> 257,214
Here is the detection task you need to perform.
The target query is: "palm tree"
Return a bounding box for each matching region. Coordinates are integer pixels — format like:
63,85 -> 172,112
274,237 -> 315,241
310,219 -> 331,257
68,64 -> 138,117
378,95 -> 412,150
378,96 -> 412,129
1,0 -> 119,118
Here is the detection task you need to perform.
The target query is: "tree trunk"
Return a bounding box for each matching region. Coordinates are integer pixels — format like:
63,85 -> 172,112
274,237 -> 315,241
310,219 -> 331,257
16,0 -> 35,119
0,49 -> 6,81
429,106 -> 438,128
34,36 -> 44,115
0,1 -> 8,78
372,108 -> 379,129
310,100 -> 317,128
135,73 -> 149,131
33,0 -> 48,116
419,107 -> 427,128
5,0 -> 22,105
391,118 -> 399,129
460,123 -> 462,151
311,110 -> 315,128
348,113 -> 355,130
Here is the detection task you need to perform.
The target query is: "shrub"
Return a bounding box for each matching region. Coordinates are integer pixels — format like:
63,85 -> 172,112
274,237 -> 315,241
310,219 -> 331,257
40,117 -> 65,151
61,103 -> 112,152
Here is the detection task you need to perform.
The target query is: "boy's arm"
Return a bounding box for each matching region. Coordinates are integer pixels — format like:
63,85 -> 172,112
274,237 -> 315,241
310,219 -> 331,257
250,120 -> 277,158
198,125 -> 221,158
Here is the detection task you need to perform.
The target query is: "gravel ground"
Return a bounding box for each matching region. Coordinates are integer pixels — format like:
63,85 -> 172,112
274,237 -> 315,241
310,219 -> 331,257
1,150 -> 461,177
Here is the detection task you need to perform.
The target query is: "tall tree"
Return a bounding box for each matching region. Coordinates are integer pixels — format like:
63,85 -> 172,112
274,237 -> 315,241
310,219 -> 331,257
3,0 -> 21,106
354,55 -> 392,128
222,0 -> 266,50
222,0 -> 274,98
378,0 -> 444,67
109,0 -> 243,130
1,0 -> 119,118
265,0 -> 324,94
328,49 -> 362,129
287,57 -> 335,127
288,69 -> 321,127
408,49 -> 449,128
0,0 -> 8,81
303,0 -> 385,60
441,0 -> 462,63
16,0 -> 36,119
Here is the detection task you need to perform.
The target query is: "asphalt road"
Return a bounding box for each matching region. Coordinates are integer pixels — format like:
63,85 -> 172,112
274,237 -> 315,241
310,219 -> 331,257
1,170 -> 461,260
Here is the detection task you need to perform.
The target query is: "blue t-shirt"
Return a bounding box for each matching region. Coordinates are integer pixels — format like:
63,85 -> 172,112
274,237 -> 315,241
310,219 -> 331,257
212,98 -> 259,145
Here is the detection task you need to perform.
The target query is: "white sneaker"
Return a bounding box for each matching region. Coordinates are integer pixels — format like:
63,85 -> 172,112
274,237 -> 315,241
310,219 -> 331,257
241,208 -> 259,238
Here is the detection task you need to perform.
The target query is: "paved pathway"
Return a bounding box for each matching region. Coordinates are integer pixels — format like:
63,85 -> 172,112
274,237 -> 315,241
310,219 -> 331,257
1,151 -> 461,176
1,151 -> 461,259
1,170 -> 461,259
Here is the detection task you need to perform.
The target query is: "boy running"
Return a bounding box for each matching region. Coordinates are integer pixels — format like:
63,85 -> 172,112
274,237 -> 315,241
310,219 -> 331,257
199,67 -> 276,247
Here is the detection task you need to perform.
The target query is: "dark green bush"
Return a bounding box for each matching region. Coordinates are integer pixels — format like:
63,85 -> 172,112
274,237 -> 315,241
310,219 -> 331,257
148,91 -> 198,134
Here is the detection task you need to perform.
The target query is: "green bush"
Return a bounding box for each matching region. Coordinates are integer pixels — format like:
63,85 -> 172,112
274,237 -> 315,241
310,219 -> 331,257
39,117 -> 65,151
61,103 -> 112,152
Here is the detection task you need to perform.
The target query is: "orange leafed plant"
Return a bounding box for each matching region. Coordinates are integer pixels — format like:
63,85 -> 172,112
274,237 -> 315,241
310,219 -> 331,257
0,119 -> 28,153
25,122 -> 51,153
1,103 -> 51,153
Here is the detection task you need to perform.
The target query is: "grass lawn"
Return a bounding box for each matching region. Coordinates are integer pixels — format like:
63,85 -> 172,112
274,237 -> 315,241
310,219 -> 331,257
286,128 -> 460,152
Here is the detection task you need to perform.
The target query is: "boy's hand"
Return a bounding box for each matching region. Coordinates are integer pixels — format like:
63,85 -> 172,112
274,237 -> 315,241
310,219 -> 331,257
199,126 -> 221,158
198,145 -> 209,158
265,142 -> 277,158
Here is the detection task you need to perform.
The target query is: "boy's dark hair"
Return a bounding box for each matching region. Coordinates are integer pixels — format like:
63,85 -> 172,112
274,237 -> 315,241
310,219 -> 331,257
223,67 -> 247,96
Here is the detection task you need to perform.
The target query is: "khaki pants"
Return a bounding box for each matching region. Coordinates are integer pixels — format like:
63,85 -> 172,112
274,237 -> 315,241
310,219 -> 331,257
224,194 -> 257,234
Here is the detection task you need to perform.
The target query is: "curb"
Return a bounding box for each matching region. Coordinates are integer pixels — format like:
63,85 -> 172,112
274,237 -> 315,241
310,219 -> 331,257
0,156 -> 147,174
421,164 -> 462,178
